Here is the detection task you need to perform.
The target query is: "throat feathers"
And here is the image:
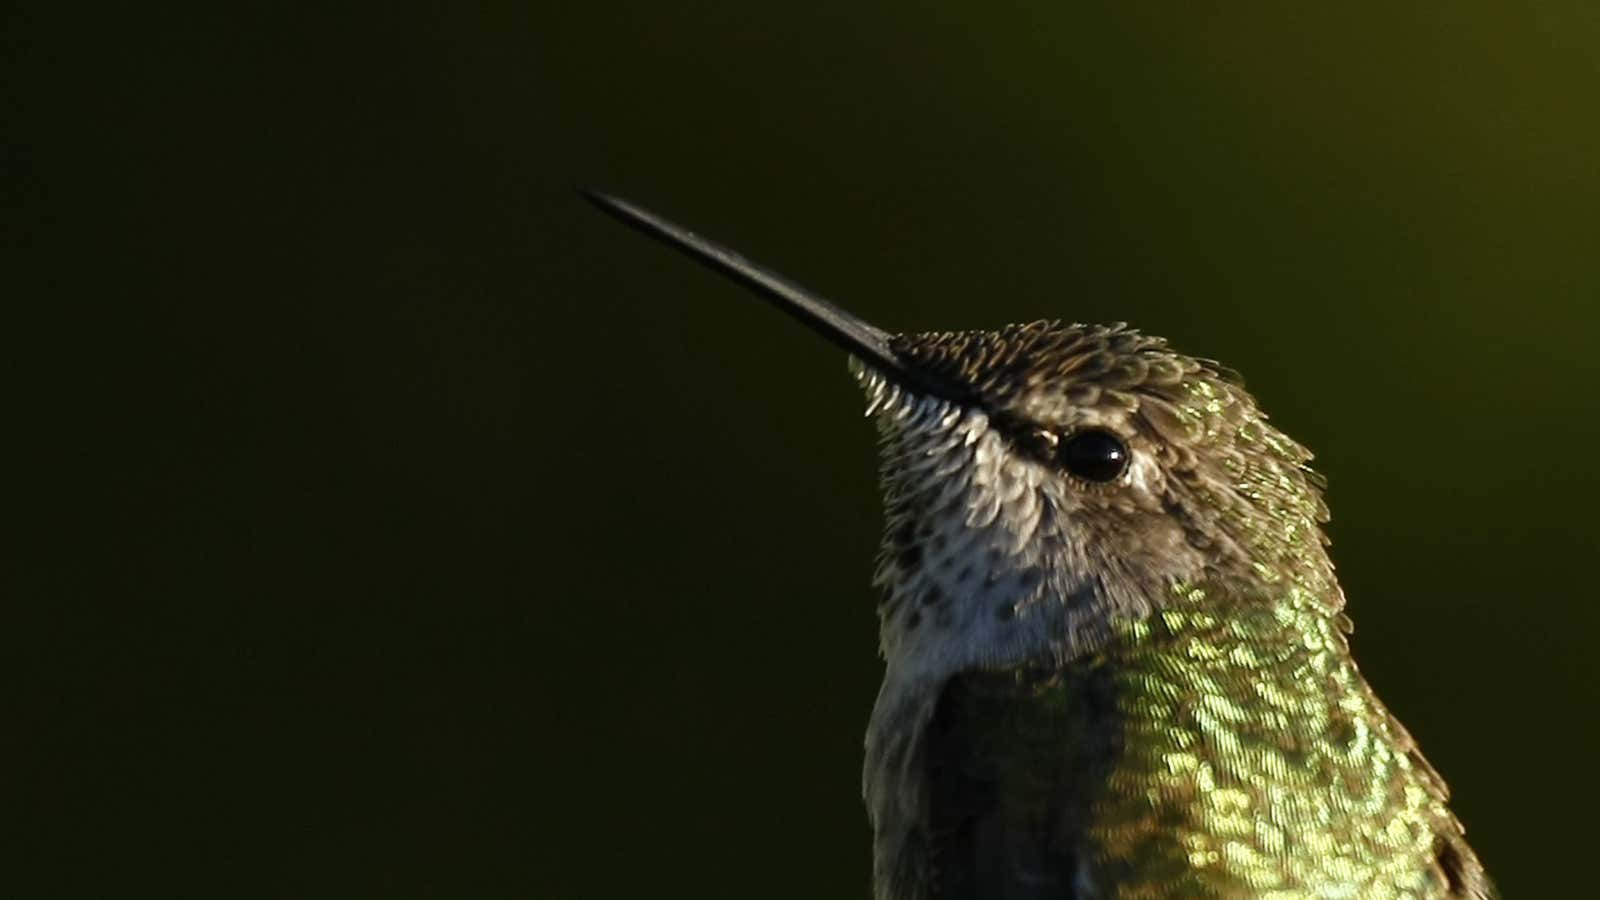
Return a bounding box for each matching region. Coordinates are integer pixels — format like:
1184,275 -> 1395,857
586,191 -> 1494,899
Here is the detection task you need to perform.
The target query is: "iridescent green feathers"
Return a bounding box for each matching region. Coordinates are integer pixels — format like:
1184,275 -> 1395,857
925,592 -> 1493,898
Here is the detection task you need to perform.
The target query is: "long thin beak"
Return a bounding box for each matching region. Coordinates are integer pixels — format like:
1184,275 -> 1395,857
582,190 -> 962,402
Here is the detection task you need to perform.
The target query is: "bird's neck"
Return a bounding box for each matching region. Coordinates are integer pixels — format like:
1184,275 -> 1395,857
935,583 -> 1466,896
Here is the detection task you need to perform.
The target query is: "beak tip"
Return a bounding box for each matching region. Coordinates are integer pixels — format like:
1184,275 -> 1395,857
578,187 -> 624,215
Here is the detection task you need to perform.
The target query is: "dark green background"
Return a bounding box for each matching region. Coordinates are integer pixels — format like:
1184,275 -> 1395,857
10,2 -> 1596,896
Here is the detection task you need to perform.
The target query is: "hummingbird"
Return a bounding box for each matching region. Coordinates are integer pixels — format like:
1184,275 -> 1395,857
585,191 -> 1494,899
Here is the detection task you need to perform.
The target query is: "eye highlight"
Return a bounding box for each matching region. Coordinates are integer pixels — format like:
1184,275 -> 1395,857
1057,429 -> 1129,482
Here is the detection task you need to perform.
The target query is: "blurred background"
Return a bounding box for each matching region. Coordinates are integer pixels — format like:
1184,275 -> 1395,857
8,2 -> 1596,896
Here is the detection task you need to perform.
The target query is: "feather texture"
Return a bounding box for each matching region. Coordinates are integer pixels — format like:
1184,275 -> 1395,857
857,321 -> 1492,899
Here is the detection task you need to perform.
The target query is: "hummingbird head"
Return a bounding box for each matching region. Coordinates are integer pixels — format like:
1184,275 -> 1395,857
584,192 -> 1337,673
858,321 -> 1337,671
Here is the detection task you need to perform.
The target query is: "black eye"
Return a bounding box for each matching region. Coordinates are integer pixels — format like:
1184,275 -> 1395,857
1058,429 -> 1129,482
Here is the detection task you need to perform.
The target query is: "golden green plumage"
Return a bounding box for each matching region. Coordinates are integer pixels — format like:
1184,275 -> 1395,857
932,584 -> 1491,898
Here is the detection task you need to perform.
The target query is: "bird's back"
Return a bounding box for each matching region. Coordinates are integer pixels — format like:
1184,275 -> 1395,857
921,589 -> 1493,899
